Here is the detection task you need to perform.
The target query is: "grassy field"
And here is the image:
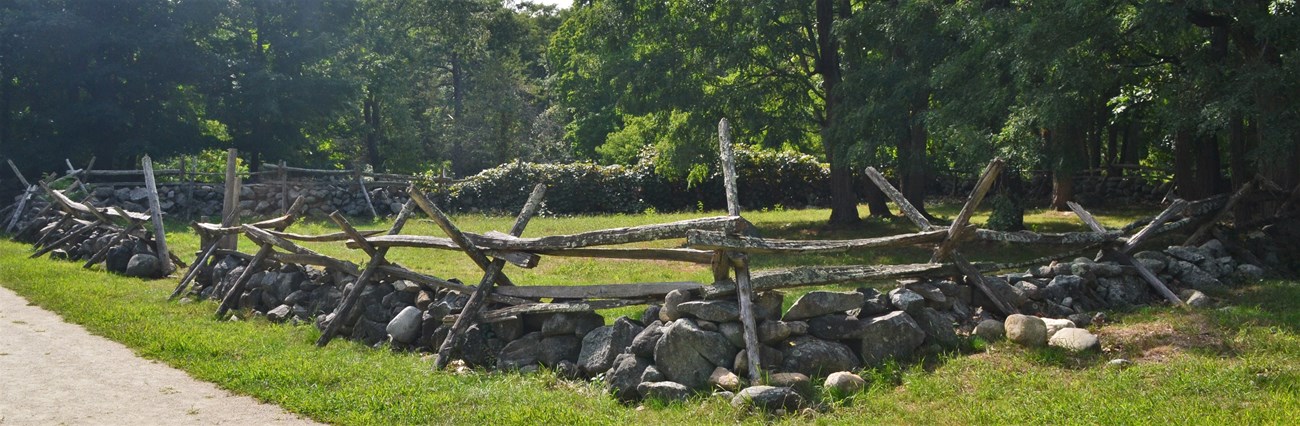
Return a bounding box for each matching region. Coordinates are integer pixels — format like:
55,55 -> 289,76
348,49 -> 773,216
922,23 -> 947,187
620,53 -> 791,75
3,204 -> 1298,424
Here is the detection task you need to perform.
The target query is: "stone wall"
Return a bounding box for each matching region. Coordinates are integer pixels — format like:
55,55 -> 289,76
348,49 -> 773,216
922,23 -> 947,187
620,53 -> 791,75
86,182 -> 411,219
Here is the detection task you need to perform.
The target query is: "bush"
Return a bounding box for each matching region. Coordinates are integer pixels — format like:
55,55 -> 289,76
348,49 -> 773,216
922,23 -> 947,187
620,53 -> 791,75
428,147 -> 831,215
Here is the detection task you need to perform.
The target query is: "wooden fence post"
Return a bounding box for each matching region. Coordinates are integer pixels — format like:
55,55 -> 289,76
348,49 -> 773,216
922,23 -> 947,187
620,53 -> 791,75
142,155 -> 174,275
718,118 -> 764,383
220,148 -> 240,250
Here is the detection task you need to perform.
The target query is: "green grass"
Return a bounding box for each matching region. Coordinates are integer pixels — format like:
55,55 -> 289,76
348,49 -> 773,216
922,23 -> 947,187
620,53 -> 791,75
5,204 -> 1299,424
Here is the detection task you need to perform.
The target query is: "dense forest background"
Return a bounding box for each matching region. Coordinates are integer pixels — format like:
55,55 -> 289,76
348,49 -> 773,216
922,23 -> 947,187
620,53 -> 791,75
0,0 -> 1296,223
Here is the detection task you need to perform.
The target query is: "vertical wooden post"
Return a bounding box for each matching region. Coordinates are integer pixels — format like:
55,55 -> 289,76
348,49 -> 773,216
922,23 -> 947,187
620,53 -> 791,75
718,118 -> 763,383
141,155 -> 174,275
357,165 -> 377,218
279,160 -> 289,215
220,149 -> 240,250
6,159 -> 34,233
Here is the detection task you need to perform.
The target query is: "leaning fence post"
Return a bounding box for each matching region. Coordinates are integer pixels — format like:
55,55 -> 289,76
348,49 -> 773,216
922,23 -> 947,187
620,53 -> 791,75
142,155 -> 174,275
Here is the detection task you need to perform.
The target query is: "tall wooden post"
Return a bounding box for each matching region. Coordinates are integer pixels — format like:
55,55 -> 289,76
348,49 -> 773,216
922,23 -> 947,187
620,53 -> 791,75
718,118 -> 763,383
220,149 -> 240,250
141,155 -> 174,275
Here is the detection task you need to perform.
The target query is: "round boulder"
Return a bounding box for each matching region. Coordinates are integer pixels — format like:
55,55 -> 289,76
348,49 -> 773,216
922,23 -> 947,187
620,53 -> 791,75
1004,314 -> 1047,347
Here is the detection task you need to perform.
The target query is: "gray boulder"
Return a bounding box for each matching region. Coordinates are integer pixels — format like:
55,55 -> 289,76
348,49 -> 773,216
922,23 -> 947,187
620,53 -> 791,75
973,319 -> 1005,341
752,291 -> 785,321
638,381 -> 692,402
784,291 -> 865,320
1044,275 -> 1085,302
913,308 -> 959,348
497,332 -> 543,370
779,335 -> 860,377
605,353 -> 652,402
856,287 -> 892,317
888,288 -> 926,314
731,386 -> 802,412
757,320 -> 795,344
858,311 -> 926,366
124,253 -> 160,278
538,335 -> 582,367
707,367 -> 743,391
542,312 -> 605,336
824,371 -> 866,396
676,300 -> 740,322
578,317 -> 643,376
266,304 -> 292,323
1042,318 -> 1076,337
628,321 -> 665,358
654,319 -> 737,389
385,306 -> 423,343
659,289 -> 692,322
808,314 -> 869,340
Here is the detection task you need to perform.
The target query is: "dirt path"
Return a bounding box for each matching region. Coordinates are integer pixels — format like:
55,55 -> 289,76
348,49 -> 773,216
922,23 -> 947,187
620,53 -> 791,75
0,286 -> 321,425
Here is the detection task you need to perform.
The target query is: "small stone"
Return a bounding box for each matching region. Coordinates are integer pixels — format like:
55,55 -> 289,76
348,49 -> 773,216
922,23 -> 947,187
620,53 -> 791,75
731,386 -> 802,412
638,381 -> 692,402
1048,328 -> 1100,352
766,372 -> 813,397
973,319 -> 1005,342
1182,290 -> 1213,308
605,353 -> 651,402
823,371 -> 865,396
1004,314 -> 1048,347
1107,358 -> 1132,368
783,291 -> 865,320
660,289 -> 692,322
266,304 -> 292,323
707,367 -> 743,391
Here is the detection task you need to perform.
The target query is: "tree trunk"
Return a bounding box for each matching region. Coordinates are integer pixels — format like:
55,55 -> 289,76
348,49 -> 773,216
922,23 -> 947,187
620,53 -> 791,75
816,0 -> 859,225
363,89 -> 383,172
898,92 -> 931,219
1173,129 -> 1197,199
1046,126 -> 1081,211
1050,171 -> 1074,211
1105,122 -> 1119,177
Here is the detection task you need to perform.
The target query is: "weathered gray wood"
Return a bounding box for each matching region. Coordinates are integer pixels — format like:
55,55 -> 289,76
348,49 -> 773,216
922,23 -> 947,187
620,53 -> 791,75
30,219 -> 102,259
171,207 -> 279,300
1121,199 -> 1188,253
493,281 -> 704,300
266,229 -> 385,242
951,251 -> 1018,316
428,216 -> 741,252
718,117 -> 762,383
346,234 -> 540,268
33,215 -> 75,248
973,228 -> 1122,245
7,159 -> 31,187
42,184 -> 149,222
6,185 -> 34,232
316,200 -> 416,347
932,158 -> 1003,263
83,207 -> 146,269
1067,201 -> 1183,306
865,167 -> 933,230
215,197 -> 311,316
447,299 -> 646,323
357,168 -> 378,218
703,263 -> 963,298
240,225 -> 361,276
141,155 -> 174,275
431,184 -> 546,369
533,247 -> 714,264
376,265 -> 475,293
279,160 -> 289,215
219,148 -> 239,250
1184,181 -> 1253,246
687,228 -> 952,254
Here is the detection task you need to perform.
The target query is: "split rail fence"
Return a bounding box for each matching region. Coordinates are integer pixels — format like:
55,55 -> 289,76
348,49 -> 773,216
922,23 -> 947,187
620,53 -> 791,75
163,119 -> 1242,382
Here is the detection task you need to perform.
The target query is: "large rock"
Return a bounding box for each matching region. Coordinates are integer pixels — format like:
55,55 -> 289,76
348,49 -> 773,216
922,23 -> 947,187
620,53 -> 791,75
538,335 -> 582,367
542,312 -> 605,337
855,287 -> 892,317
638,381 -> 692,402
858,311 -> 926,366
807,314 -> 869,340
605,353 -> 652,402
654,319 -> 737,389
1004,314 -> 1048,347
888,288 -> 926,314
733,346 -> 783,374
676,300 -> 740,322
578,317 -> 643,376
1175,262 -> 1228,293
731,386 -> 802,412
753,291 -> 785,321
105,245 -> 135,273
784,291 -> 865,320
766,372 -> 813,397
1043,275 -> 1085,302
1048,328 -> 1100,352
779,335 -> 860,377
628,320 -> 665,358
913,308 -> 959,348
497,332 -> 543,370
707,367 -> 743,391
982,276 -> 1028,308
124,253 -> 160,278
385,306 -> 423,343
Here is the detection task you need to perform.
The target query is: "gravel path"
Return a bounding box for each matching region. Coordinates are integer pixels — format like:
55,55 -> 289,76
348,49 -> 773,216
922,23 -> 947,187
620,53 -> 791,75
0,286 -> 321,425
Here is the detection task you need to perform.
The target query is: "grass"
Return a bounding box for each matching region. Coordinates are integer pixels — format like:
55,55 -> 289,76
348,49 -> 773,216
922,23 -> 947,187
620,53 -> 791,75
4,203 -> 1299,424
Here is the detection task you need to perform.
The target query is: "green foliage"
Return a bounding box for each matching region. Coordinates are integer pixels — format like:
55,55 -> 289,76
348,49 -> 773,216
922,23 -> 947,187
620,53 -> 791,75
441,161 -> 646,215
155,149 -> 249,183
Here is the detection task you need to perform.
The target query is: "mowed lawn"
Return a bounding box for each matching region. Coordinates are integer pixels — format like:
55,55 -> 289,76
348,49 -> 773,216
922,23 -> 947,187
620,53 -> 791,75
2,203 -> 1297,425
